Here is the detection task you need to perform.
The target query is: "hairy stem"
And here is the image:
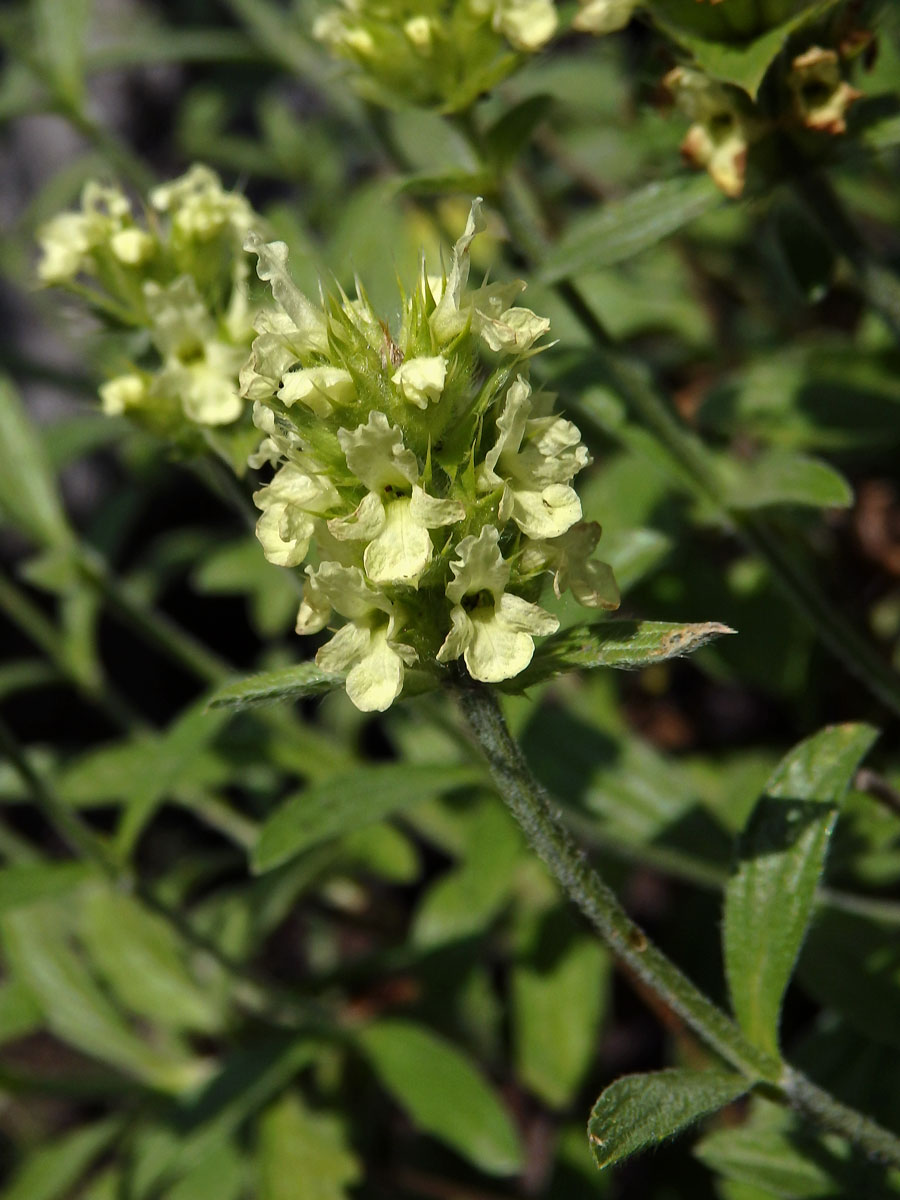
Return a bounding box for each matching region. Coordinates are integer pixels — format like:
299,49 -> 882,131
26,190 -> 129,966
455,681 -> 900,1166
454,680 -> 780,1082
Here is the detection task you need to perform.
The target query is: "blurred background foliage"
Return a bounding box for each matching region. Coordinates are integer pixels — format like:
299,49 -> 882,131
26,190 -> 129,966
1,0 -> 900,1196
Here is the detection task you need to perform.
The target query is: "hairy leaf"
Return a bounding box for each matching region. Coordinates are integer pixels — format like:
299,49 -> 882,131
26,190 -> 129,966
588,1069 -> 749,1168
509,619 -> 735,688
723,724 -> 877,1057
540,175 -> 721,284
253,763 -> 480,873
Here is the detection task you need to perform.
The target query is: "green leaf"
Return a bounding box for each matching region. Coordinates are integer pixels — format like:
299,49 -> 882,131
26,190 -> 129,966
719,451 -> 853,511
114,699 -> 233,856
512,907 -> 610,1110
0,861 -> 97,913
131,1037 -> 318,1197
1,900 -> 195,1089
540,175 -> 722,285
163,1139 -> 245,1200
252,763 -> 480,873
647,0 -> 843,96
509,619 -> 735,689
483,94 -> 554,169
723,724 -> 877,1058
208,662 -> 343,710
3,1118 -> 120,1200
0,977 -> 43,1045
258,1093 -> 361,1200
412,799 -> 521,946
78,884 -> 224,1034
588,1068 -> 749,1169
357,1019 -> 522,1176
396,169 -> 493,197
32,0 -> 94,106
695,1100 -> 847,1198
0,376 -> 71,548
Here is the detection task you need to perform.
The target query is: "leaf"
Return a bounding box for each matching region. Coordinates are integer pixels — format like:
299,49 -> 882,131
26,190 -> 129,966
78,884 -> 224,1034
723,724 -> 877,1058
396,169 -> 493,197
508,620 -> 735,689
1,900 -> 194,1089
3,1118 -> 121,1200
719,451 -> 853,511
32,0 -> 94,106
0,861 -> 97,914
512,907 -> 610,1110
540,175 -> 722,285
647,0 -> 844,96
114,699 -> 233,856
258,1093 -> 361,1200
163,1139 -> 245,1200
208,662 -> 343,710
412,799 -> 521,947
130,1037 -> 318,1197
588,1068 -> 749,1169
483,94 -> 554,169
357,1020 -> 522,1176
253,763 -> 480,873
0,977 -> 43,1045
695,1100 -> 848,1198
0,376 -> 71,548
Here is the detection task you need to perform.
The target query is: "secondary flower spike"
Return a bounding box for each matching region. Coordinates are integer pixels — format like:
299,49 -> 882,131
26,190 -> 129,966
243,200 -> 620,711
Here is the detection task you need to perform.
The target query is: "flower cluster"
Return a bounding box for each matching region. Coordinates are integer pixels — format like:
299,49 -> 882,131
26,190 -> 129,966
36,166 -> 262,454
244,201 -> 619,711
312,0 -> 556,111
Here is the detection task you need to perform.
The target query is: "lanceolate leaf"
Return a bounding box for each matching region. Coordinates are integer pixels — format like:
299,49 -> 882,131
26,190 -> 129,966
508,620 -> 735,689
719,451 -> 853,511
357,1020 -> 522,1176
3,1118 -> 121,1200
539,175 -> 722,285
723,724 -> 877,1058
208,662 -> 342,710
588,1069 -> 749,1169
252,763 -> 481,873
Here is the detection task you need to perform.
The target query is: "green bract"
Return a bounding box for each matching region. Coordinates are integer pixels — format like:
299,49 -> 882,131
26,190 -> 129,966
244,201 -> 620,711
37,166 -> 262,454
311,0 -> 557,111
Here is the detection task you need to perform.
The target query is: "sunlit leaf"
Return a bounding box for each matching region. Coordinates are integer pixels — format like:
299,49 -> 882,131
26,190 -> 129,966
723,724 -> 877,1057
509,619 -> 735,689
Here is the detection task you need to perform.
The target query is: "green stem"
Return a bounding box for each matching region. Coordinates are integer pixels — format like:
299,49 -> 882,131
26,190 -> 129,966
455,681 -> 900,1166
454,680 -> 780,1082
784,1069 -> 900,1166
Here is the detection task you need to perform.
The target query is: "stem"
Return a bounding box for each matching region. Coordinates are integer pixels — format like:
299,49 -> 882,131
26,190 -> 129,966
784,1069 -> 900,1166
455,681 -> 900,1166
454,681 -> 779,1082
